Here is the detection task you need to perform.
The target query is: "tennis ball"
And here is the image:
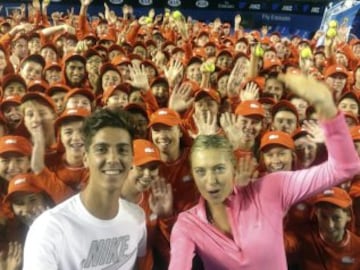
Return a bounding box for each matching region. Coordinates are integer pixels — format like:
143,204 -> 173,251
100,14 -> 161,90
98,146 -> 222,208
205,62 -> 215,73
326,28 -> 337,38
172,10 -> 183,20
255,44 -> 264,57
300,47 -> 312,59
328,20 -> 338,28
145,17 -> 152,24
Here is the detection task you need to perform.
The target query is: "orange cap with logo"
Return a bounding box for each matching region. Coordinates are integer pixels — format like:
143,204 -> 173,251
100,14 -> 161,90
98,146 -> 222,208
312,187 -> 352,208
235,100 -> 265,118
133,139 -> 162,166
0,135 -> 32,156
260,131 -> 295,151
324,64 -> 348,78
194,88 -> 221,104
4,173 -> 42,202
148,108 -> 181,127
55,108 -> 90,130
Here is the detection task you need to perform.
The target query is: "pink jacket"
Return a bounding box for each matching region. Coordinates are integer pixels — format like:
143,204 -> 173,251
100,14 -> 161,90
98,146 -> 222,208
169,113 -> 360,270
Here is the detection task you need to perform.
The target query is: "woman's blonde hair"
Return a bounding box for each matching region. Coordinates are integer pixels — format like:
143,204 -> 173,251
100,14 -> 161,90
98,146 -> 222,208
190,135 -> 236,166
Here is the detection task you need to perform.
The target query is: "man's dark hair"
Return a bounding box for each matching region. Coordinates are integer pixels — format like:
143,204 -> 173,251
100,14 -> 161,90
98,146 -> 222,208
82,108 -> 134,151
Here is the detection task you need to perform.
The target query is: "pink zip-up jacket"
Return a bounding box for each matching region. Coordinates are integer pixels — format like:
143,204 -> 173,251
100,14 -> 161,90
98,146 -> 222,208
169,113 -> 360,270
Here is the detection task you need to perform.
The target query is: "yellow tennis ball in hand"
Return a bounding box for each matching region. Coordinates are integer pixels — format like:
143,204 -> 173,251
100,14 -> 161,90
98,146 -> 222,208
255,44 -> 264,57
172,10 -> 183,20
300,47 -> 312,59
326,28 -> 337,38
145,17 -> 152,24
205,62 -> 215,73
328,20 -> 338,28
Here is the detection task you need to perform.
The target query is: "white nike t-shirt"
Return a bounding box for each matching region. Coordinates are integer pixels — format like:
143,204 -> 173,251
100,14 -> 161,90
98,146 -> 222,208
23,194 -> 146,270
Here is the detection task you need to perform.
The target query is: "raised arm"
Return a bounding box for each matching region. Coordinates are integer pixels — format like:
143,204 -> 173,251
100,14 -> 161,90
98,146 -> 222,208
261,72 -> 360,209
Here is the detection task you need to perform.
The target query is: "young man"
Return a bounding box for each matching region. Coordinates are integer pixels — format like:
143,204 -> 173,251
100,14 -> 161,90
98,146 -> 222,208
23,108 -> 146,270
297,187 -> 360,269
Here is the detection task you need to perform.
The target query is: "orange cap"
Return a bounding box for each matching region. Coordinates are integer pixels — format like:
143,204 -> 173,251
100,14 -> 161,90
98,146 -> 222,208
292,127 -> 308,141
20,54 -> 46,69
263,58 -> 282,70
235,100 -> 265,118
0,95 -> 21,111
194,88 -> 221,104
55,108 -> 90,130
28,80 -> 49,93
111,55 -> 131,66
272,100 -> 299,121
5,173 -> 42,202
349,184 -> 360,198
102,83 -> 130,103
350,125 -> 360,141
63,53 -> 86,66
148,108 -> 181,127
324,64 -> 348,78
133,139 -> 162,166
1,74 -> 26,90
44,61 -> 61,72
21,92 -> 56,112
313,187 -> 352,208
64,88 -> 95,104
0,135 -> 32,156
260,131 -> 295,151
46,84 -> 71,96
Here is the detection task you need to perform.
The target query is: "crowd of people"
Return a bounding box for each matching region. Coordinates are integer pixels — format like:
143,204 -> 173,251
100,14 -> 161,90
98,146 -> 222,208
0,0 -> 360,269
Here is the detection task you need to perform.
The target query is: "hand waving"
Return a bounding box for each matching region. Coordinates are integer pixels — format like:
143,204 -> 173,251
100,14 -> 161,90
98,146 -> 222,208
126,64 -> 150,91
189,110 -> 218,139
149,178 -> 173,218
234,155 -> 259,187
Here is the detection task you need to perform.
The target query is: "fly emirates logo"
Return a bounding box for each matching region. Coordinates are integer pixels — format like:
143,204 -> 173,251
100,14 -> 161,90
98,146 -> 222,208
81,236 -> 137,269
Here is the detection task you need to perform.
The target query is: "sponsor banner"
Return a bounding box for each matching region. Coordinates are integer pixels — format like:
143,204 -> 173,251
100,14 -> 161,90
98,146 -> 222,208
109,0 -> 124,4
138,0 -> 153,6
238,1 -> 324,15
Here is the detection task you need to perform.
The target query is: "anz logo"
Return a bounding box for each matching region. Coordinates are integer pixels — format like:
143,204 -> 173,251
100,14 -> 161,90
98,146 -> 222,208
139,0 -> 153,6
196,0 -> 209,8
168,0 -> 181,7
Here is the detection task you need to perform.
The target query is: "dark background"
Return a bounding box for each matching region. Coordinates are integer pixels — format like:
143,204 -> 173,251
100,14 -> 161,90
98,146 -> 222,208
1,0 -> 357,38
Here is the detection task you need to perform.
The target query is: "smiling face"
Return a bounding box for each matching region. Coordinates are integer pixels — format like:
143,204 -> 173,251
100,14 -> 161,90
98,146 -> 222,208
191,148 -> 234,205
2,103 -> 23,128
151,124 -> 182,158
83,127 -> 133,192
23,102 -> 56,135
0,153 -> 30,181
237,115 -> 263,143
130,161 -> 160,193
262,146 -> 293,172
65,60 -> 86,86
60,120 -> 85,157
20,61 -> 43,84
102,70 -> 122,90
